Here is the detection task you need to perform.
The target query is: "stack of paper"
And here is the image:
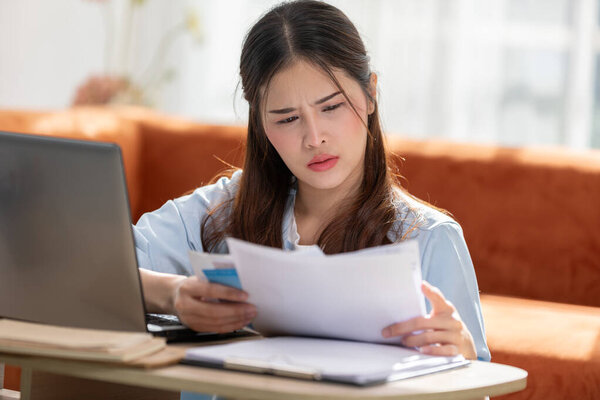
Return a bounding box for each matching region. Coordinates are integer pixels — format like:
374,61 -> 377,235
187,240 -> 470,385
0,319 -> 166,363
191,238 -> 425,344
184,337 -> 469,386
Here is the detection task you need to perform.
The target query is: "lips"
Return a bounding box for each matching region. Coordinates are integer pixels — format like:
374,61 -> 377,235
307,154 -> 339,172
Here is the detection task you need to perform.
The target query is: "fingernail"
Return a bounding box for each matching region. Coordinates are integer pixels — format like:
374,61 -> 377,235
382,328 -> 390,338
246,309 -> 257,319
238,292 -> 248,301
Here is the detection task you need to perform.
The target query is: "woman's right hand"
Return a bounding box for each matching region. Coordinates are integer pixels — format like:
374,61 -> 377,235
173,276 -> 257,333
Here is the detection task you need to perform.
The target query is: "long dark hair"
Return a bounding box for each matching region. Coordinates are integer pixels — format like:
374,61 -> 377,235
202,0 -> 415,253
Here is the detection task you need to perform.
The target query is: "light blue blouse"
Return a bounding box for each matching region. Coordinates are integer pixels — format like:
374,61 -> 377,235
133,171 -> 491,361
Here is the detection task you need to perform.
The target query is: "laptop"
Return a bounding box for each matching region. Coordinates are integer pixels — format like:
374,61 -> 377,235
0,130 -> 251,342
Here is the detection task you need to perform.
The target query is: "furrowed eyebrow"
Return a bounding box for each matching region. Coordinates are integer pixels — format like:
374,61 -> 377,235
268,91 -> 342,114
314,91 -> 342,105
268,107 -> 296,114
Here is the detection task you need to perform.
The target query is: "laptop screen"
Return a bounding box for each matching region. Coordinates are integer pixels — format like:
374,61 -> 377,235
0,131 -> 147,332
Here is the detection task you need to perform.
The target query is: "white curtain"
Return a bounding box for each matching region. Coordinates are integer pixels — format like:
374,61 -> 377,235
1,0 -> 599,148
146,0 -> 598,148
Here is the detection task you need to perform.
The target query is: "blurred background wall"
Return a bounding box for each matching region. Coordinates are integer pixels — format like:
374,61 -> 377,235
2,0 -> 600,149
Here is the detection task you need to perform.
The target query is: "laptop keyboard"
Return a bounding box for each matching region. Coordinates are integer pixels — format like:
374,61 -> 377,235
145,313 -> 184,327
145,313 -> 258,343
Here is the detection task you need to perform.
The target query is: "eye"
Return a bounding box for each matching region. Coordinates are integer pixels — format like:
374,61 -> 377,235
276,116 -> 299,124
322,102 -> 344,112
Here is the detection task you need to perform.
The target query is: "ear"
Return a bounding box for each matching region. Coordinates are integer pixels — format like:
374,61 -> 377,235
368,72 -> 378,114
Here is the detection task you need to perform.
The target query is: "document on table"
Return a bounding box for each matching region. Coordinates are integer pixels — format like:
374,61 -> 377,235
190,239 -> 425,344
183,336 -> 469,386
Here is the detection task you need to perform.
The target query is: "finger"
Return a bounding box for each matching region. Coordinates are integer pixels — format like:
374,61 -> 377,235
185,315 -> 254,333
184,308 -> 251,327
176,294 -> 256,321
401,330 -> 462,348
204,282 -> 249,302
421,281 -> 454,315
213,318 -> 255,334
184,316 -> 253,333
181,278 -> 249,302
179,303 -> 256,332
198,303 -> 257,323
419,344 -> 459,357
194,300 -> 257,321
382,315 -> 462,338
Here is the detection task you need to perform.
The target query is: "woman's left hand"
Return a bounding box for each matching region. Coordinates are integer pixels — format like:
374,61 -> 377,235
381,281 -> 477,360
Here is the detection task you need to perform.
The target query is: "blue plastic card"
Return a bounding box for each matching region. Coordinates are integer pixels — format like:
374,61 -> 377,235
202,268 -> 242,290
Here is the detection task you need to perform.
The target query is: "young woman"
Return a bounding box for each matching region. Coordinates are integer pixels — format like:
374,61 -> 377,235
135,0 -> 490,362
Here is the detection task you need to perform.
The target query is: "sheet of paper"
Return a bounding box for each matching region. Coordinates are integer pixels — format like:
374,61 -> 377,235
185,337 -> 467,385
188,251 -> 234,271
189,246 -> 324,287
226,238 -> 425,344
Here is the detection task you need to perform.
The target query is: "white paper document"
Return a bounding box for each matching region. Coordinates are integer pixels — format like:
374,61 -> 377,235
184,337 -> 468,386
224,238 -> 425,344
188,251 -> 234,270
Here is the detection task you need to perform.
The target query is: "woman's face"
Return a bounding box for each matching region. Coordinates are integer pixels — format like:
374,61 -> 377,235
263,60 -> 374,194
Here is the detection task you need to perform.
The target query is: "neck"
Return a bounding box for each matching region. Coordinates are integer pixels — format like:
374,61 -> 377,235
295,169 -> 363,221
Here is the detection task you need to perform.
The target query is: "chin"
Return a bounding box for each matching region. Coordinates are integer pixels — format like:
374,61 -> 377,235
297,171 -> 350,191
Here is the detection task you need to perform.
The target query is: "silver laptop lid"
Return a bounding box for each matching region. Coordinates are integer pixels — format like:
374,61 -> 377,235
0,131 -> 147,332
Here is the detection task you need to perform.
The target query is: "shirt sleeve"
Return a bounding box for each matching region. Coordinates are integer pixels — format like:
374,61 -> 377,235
132,172 -> 240,276
419,222 -> 491,362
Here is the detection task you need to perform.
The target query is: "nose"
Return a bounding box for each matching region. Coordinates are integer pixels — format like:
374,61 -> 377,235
303,113 -> 325,148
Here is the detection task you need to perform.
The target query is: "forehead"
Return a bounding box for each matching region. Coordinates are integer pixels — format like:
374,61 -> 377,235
264,60 -> 360,107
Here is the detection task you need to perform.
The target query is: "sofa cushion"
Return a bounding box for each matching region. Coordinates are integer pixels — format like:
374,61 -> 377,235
390,137 -> 600,307
481,294 -> 600,399
114,107 -> 247,221
0,108 -> 143,218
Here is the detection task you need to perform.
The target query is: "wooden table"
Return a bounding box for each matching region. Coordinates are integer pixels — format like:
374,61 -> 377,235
0,349 -> 526,400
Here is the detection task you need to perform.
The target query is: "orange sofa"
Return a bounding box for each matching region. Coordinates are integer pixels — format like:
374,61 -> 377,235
1,106 -> 599,399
